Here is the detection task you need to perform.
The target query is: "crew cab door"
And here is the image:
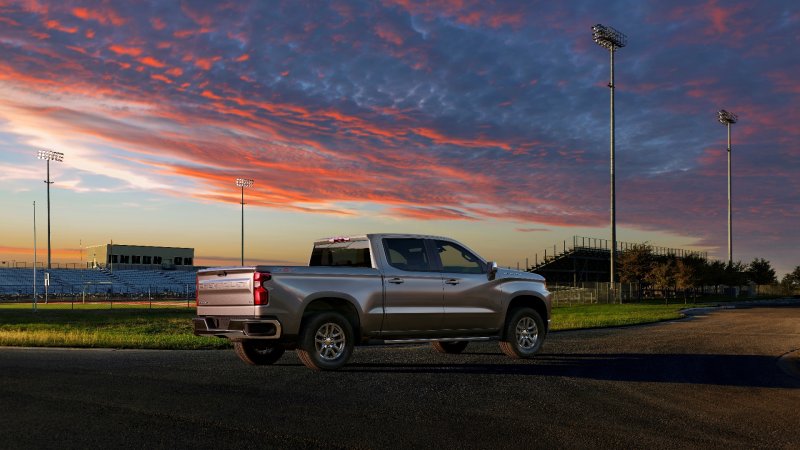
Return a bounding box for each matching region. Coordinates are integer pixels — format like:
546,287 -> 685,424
434,239 -> 503,332
380,237 -> 444,336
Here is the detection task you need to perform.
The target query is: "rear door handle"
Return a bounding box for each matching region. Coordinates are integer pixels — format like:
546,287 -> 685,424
388,277 -> 404,284
445,279 -> 460,285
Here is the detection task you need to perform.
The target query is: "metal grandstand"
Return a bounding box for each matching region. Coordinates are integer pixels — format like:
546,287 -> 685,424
529,236 -> 708,284
0,267 -> 197,301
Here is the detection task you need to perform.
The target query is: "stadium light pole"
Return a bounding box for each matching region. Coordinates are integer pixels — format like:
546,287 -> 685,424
592,23 -> 627,292
235,178 -> 254,265
37,150 -> 63,270
718,109 -> 738,266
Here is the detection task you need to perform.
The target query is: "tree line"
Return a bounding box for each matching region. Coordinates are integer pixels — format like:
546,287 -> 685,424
617,244 -> 800,294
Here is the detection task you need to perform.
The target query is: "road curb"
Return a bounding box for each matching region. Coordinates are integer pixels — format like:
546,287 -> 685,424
778,349 -> 800,380
680,298 -> 800,315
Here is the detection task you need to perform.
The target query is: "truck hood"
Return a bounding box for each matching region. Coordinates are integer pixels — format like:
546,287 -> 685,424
495,268 -> 546,283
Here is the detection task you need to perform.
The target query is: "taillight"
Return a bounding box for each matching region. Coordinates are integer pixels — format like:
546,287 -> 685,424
253,271 -> 271,305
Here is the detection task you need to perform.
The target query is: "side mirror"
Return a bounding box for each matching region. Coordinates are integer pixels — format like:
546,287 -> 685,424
487,261 -> 498,281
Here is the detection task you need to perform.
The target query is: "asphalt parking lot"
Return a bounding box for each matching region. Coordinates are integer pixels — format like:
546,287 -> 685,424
1,305 -> 799,449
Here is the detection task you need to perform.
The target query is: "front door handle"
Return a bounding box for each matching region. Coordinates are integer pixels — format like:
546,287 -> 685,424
445,279 -> 460,285
388,277 -> 404,284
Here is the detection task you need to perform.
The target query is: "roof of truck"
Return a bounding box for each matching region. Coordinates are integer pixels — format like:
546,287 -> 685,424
313,233 -> 458,245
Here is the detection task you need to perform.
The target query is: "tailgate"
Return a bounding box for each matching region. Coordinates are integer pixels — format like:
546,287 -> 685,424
196,267 -> 255,315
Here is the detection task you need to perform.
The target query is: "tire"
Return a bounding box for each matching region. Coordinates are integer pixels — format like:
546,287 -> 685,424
296,312 -> 354,371
499,307 -> 544,359
431,341 -> 469,354
234,340 -> 286,365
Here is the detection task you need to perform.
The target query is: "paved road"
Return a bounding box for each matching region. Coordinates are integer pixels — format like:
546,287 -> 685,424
1,305 -> 799,449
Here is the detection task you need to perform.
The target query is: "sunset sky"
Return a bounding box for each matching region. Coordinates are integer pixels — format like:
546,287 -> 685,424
0,1 -> 798,276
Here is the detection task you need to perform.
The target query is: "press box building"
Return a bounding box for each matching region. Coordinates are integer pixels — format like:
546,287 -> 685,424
85,243 -> 194,270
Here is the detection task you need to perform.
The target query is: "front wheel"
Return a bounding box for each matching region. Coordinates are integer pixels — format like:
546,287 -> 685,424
234,340 -> 286,365
499,307 -> 544,359
296,312 -> 355,371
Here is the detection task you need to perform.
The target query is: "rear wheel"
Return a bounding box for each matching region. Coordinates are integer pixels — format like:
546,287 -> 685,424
296,312 -> 354,371
234,340 -> 285,365
499,307 -> 544,359
431,341 -> 469,354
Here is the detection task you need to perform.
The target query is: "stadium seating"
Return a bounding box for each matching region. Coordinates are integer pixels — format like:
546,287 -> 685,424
0,268 -> 197,299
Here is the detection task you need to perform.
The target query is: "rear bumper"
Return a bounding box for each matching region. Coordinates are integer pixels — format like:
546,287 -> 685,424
193,317 -> 282,340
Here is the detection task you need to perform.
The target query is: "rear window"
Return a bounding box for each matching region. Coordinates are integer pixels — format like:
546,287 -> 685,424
309,240 -> 372,267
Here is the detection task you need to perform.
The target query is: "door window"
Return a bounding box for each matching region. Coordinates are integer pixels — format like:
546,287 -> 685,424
435,240 -> 484,274
383,238 -> 432,272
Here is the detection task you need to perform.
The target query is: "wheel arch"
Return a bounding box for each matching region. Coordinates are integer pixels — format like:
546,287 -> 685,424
505,295 -> 549,335
302,297 -> 361,339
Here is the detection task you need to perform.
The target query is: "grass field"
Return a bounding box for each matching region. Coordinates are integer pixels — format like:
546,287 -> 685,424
550,303 -> 700,330
0,303 -> 228,349
0,301 -> 707,350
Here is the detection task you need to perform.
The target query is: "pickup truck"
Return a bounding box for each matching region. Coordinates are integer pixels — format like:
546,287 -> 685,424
194,233 -> 551,371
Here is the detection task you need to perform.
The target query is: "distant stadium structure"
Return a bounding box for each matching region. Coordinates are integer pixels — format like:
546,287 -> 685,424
1,243 -> 198,301
529,236 -> 707,284
85,243 -> 194,270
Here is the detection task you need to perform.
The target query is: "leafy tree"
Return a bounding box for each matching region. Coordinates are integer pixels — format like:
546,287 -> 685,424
699,260 -> 728,286
723,261 -> 748,286
747,258 -> 777,285
674,257 -> 699,290
781,266 -> 800,292
617,243 -> 654,284
647,257 -> 675,290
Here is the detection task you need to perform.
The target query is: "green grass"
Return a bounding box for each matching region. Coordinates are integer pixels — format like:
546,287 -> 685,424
551,303 -> 703,331
0,303 -> 229,349
0,302 -> 707,350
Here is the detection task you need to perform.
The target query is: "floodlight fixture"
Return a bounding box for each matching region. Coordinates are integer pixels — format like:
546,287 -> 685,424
38,149 -> 64,162
36,149 -> 63,269
236,177 -> 254,188
718,109 -> 738,125
236,178 -> 254,265
592,24 -> 627,50
717,110 -> 738,265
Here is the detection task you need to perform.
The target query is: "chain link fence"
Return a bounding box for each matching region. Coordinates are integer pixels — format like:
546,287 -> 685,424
549,282 -> 798,306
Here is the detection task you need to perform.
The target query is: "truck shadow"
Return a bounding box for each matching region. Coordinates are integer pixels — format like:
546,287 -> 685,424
341,353 -> 800,388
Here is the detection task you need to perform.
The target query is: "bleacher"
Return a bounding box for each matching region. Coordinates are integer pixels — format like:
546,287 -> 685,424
0,268 -> 197,299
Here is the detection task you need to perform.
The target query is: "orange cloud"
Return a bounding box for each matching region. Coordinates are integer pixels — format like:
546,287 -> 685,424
108,44 -> 142,57
44,20 -> 79,34
412,127 -> 512,151
195,57 -> 220,70
150,17 -> 166,30
138,56 -> 166,68
151,74 -> 172,84
165,67 -> 183,77
72,6 -> 126,26
374,24 -> 404,45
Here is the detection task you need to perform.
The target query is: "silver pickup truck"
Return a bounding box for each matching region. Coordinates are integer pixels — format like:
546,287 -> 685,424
194,233 -> 551,371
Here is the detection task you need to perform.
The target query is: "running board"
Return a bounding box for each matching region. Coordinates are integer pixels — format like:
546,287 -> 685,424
372,336 -> 496,345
